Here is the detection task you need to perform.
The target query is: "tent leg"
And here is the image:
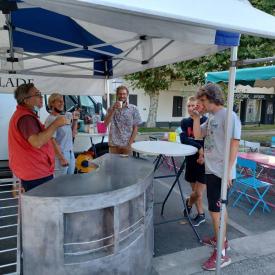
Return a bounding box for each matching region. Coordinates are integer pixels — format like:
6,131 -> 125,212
105,78 -> 110,109
215,46 -> 238,275
104,60 -> 111,110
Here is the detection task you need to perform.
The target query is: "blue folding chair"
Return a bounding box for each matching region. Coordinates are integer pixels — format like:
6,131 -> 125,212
232,157 -> 271,215
229,156 -> 254,196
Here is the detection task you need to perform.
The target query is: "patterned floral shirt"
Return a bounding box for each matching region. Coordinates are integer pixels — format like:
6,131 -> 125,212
109,104 -> 142,147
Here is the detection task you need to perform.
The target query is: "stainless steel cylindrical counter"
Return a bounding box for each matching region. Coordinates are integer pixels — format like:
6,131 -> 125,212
21,154 -> 154,275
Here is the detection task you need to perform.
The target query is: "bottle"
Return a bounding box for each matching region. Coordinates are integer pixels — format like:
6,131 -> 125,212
168,132 -> 177,142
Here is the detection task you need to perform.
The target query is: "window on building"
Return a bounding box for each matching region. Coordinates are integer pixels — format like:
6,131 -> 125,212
172,96 -> 183,117
129,94 -> 137,106
245,99 -> 261,123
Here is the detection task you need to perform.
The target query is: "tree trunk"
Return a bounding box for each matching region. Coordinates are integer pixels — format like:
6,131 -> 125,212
146,93 -> 159,127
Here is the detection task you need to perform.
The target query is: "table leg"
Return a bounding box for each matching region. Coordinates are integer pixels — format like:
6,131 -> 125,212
160,158 -> 184,215
161,157 -> 201,242
89,137 -> 97,157
154,154 -> 163,172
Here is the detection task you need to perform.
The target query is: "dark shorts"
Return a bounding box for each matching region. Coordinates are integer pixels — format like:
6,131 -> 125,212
185,154 -> 205,184
21,175 -> 54,192
205,174 -> 230,212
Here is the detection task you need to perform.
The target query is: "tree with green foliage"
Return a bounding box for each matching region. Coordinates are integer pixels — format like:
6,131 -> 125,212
125,66 -> 180,127
175,0 -> 275,85
126,0 -> 275,127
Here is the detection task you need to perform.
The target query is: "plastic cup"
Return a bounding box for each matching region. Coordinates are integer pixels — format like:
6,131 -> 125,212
65,113 -> 71,125
118,101 -> 123,108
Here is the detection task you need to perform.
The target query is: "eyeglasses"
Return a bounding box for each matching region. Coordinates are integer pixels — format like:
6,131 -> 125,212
24,92 -> 43,100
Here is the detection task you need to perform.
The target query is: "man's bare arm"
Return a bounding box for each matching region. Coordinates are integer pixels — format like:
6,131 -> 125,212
229,139 -> 240,172
51,138 -> 68,166
226,139 -> 240,187
193,116 -> 203,139
104,108 -> 115,127
129,125 -> 138,145
104,102 -> 122,126
28,116 -> 66,148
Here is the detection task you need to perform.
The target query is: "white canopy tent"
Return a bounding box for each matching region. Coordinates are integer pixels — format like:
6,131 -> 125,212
0,0 -> 274,95
0,0 -> 273,96
1,0 -> 275,273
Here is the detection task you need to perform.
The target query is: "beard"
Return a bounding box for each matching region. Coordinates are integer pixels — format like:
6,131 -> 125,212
54,107 -> 64,114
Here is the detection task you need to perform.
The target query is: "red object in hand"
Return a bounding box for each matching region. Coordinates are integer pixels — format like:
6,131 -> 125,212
97,122 -> 107,133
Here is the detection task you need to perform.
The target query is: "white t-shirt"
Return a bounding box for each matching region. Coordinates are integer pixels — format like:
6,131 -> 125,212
201,107 -> 241,179
45,112 -> 73,153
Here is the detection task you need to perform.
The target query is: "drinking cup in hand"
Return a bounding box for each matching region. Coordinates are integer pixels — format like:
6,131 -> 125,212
118,101 -> 123,108
65,113 -> 72,125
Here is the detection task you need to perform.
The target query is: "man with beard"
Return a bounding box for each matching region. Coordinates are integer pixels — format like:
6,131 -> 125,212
104,85 -> 142,155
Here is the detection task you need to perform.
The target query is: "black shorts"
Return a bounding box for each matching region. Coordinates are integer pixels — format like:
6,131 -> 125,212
205,174 -> 229,212
21,175 -> 54,192
185,154 -> 205,184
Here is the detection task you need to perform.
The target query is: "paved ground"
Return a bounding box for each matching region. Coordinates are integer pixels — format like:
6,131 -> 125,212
1,150 -> 275,274
151,161 -> 275,275
152,231 -> 275,275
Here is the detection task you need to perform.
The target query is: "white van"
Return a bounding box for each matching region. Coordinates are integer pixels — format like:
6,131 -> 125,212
0,94 -> 106,161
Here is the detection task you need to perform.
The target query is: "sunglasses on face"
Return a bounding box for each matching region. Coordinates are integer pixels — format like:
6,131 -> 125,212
24,92 -> 43,100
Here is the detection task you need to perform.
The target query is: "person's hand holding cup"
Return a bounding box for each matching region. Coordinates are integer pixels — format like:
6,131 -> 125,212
72,110 -> 80,120
190,105 -> 200,118
53,116 -> 67,128
118,101 -> 123,108
112,101 -> 123,110
65,113 -> 72,125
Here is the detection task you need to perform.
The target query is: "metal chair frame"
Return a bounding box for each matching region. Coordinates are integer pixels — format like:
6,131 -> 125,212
231,157 -> 271,215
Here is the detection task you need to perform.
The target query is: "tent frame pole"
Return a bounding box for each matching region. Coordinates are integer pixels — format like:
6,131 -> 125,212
5,14 -> 15,62
238,55 -> 275,66
19,52 -> 104,74
12,26 -> 145,71
215,46 -> 238,275
105,60 -> 110,109
111,40 -> 143,73
0,70 -> 103,79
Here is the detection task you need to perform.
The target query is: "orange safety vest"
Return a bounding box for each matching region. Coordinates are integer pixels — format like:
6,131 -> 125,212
8,105 -> 55,181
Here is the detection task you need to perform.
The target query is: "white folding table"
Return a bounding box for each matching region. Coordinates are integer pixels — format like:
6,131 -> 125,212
132,140 -> 201,241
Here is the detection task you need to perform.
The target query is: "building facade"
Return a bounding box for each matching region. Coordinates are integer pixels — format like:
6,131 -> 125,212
108,79 -> 275,127
235,84 -> 275,125
109,79 -> 196,127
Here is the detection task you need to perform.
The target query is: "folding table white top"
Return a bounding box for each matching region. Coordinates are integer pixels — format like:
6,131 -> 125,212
131,141 -> 197,157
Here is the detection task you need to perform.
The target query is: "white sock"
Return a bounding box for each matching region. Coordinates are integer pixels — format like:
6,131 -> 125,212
222,249 -> 226,256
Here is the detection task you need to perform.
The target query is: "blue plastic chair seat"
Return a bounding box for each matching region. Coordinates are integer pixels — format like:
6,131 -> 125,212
230,157 -> 272,215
